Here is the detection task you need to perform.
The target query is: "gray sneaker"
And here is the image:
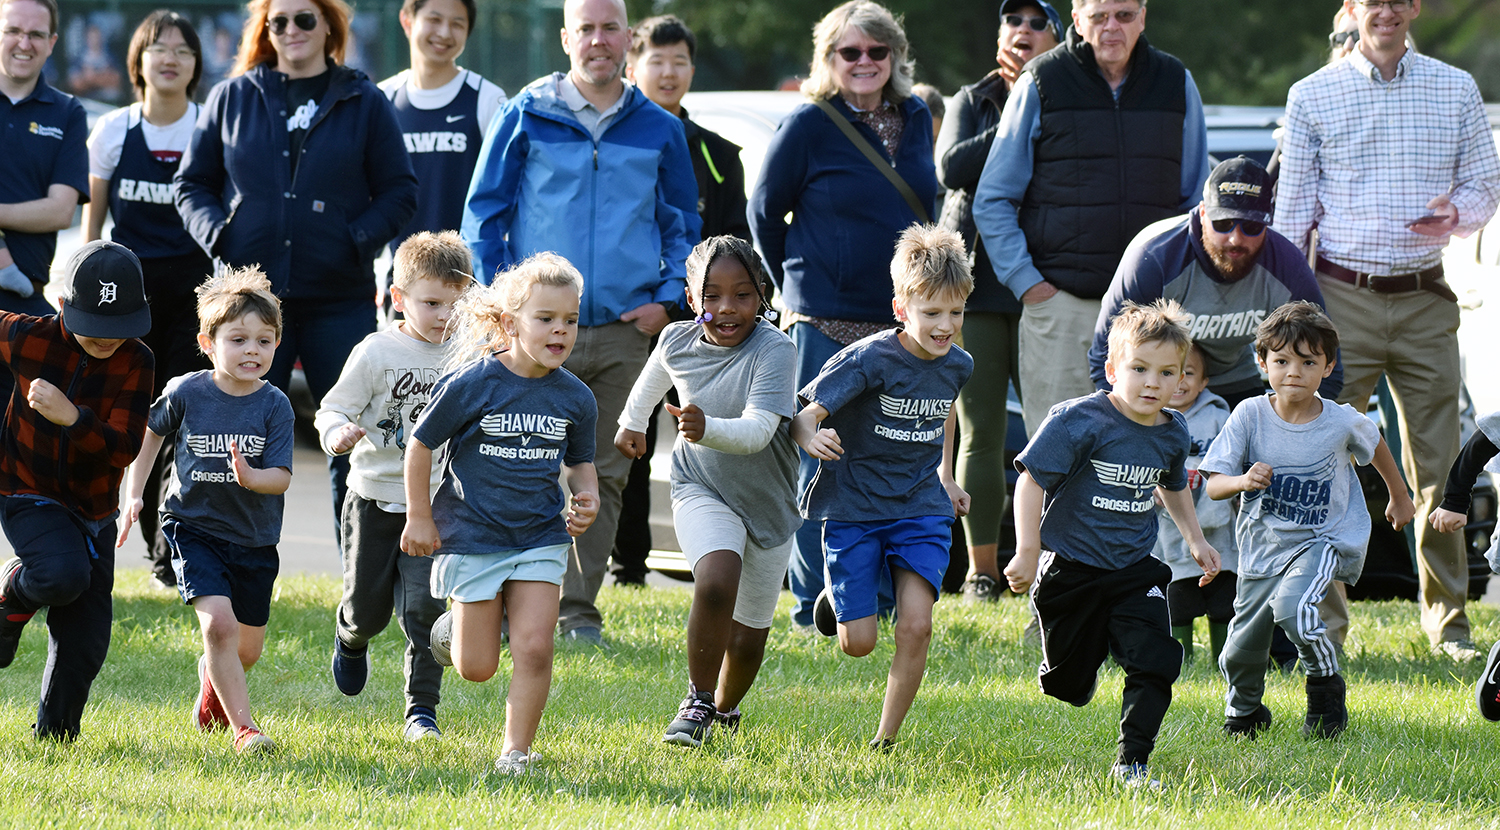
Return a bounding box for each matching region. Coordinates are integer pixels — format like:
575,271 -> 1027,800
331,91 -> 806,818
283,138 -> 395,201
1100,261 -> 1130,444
961,574 -> 1000,604
495,748 -> 539,775
1434,638 -> 1482,662
561,626 -> 603,646
430,609 -> 454,667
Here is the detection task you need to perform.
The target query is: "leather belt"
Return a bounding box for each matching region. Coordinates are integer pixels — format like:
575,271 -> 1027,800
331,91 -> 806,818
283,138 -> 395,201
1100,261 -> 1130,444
1316,256 -> 1456,302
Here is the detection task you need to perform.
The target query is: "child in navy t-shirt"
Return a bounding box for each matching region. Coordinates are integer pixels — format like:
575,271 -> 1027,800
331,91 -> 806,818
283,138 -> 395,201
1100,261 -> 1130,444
792,226 -> 973,750
1005,299 -> 1220,789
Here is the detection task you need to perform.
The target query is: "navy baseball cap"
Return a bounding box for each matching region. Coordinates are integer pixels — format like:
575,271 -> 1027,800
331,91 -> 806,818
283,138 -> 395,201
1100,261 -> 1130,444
1203,156 -> 1274,225
59,240 -> 151,340
1000,0 -> 1064,36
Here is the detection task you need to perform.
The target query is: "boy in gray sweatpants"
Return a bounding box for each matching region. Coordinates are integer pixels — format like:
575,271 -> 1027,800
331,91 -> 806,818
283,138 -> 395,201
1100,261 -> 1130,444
314,232 -> 473,740
1202,302 -> 1414,740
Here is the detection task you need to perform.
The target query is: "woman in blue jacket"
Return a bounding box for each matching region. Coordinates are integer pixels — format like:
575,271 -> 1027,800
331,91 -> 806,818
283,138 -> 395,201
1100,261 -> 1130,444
176,0 -> 417,537
747,0 -> 937,630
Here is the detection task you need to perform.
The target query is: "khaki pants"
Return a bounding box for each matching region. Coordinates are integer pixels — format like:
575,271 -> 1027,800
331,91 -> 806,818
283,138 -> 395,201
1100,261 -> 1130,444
1018,289 -> 1101,437
557,322 -> 652,634
1318,273 -> 1468,646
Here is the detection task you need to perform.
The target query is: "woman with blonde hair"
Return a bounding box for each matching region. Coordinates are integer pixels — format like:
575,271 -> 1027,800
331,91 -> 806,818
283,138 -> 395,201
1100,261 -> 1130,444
176,0 -> 417,543
748,0 -> 938,630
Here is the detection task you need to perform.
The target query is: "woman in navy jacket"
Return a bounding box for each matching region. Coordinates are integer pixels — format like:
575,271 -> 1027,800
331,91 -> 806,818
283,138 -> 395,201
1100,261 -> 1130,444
746,0 -> 937,630
175,0 -> 417,537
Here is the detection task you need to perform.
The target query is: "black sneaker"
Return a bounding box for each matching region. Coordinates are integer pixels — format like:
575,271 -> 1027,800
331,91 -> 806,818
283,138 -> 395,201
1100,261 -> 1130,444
1223,704 -> 1273,739
0,558 -> 35,669
714,707 -> 741,735
869,736 -> 896,753
813,588 -> 837,637
1304,673 -> 1348,739
1476,641 -> 1500,722
662,690 -> 716,748
961,574 -> 1000,604
331,639 -> 369,696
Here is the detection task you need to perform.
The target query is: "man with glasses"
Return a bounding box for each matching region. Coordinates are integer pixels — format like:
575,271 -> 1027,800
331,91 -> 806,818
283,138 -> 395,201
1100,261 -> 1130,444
1276,0 -> 1500,662
1088,157 -> 1337,411
972,0 -> 1209,440
0,0 -> 86,318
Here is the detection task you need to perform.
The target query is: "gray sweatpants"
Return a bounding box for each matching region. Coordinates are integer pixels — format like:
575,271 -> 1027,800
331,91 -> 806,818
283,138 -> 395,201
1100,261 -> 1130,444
1220,542 -> 1341,717
337,493 -> 445,714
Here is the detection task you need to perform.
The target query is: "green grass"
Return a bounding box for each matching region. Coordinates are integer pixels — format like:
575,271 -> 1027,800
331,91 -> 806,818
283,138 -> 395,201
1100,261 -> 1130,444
4,572 -> 1500,828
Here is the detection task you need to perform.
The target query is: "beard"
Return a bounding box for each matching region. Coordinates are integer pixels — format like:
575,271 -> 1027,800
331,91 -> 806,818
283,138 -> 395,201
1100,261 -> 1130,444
1205,237 -> 1261,281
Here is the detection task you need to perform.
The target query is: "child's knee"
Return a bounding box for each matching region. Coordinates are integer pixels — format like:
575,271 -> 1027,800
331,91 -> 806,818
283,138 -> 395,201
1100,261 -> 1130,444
21,563 -> 90,607
200,616 -> 239,651
508,635 -> 554,677
840,628 -> 877,657
893,614 -> 933,650
456,657 -> 499,683
693,569 -> 739,610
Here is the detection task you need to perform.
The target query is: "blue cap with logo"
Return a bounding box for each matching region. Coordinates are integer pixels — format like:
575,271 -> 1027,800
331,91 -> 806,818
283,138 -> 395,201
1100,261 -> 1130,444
999,0 -> 1064,37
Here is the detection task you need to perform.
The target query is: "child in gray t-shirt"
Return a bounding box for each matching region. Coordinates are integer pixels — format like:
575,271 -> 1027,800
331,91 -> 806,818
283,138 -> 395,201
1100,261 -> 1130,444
1203,301 -> 1413,741
616,236 -> 798,749
120,267 -> 293,756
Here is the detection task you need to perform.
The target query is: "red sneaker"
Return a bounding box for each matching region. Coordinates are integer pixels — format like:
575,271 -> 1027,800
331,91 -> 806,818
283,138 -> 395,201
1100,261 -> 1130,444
193,655 -> 230,732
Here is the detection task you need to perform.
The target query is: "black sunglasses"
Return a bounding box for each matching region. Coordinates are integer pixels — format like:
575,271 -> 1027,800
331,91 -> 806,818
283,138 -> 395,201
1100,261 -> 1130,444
268,11 -> 318,35
835,45 -> 890,63
1328,30 -> 1359,49
1210,218 -> 1266,236
1002,14 -> 1050,32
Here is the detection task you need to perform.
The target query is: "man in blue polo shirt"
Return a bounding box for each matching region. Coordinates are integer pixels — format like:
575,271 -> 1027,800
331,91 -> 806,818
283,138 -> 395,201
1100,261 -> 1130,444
0,0 -> 88,317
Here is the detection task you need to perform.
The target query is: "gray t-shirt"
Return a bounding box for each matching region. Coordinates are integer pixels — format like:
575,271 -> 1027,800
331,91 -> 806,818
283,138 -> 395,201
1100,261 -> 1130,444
149,371 -> 296,548
620,320 -> 800,547
799,330 -> 973,522
1151,390 -> 1238,581
413,356 -> 596,553
1200,394 -> 1380,583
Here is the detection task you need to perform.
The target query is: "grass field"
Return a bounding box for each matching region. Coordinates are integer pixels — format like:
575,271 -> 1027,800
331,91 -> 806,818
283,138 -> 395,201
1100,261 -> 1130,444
2,571 -> 1500,828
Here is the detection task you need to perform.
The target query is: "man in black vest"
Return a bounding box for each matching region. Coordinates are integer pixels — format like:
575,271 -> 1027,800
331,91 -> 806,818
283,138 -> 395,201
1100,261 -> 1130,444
972,0 -> 1208,437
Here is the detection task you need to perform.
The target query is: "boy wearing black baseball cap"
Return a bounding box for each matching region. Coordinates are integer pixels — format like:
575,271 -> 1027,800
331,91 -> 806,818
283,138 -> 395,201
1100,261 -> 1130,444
0,239 -> 154,741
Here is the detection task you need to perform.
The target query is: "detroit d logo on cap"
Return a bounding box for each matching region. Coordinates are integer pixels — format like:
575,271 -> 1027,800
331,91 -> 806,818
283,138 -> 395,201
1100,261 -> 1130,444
98,282 -> 118,305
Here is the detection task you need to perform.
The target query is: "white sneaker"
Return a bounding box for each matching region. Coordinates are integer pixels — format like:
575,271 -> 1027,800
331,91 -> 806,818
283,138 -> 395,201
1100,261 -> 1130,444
495,748 -> 540,775
1434,639 -> 1482,662
1110,763 -> 1162,791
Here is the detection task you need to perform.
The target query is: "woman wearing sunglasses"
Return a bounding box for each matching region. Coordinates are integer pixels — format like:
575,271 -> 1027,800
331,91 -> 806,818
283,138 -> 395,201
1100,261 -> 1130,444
747,0 -> 938,631
176,0 -> 417,538
934,0 -> 1061,605
83,10 -> 213,589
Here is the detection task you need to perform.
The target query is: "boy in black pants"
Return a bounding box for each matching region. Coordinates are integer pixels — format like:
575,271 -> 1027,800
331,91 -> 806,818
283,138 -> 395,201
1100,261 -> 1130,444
1005,300 -> 1219,788
0,240 -> 153,740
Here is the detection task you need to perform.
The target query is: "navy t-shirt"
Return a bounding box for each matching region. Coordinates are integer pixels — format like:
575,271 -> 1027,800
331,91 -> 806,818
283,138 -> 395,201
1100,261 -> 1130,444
1016,391 -> 1189,570
0,78 -> 88,285
149,371 -> 296,548
799,330 -> 972,522
413,355 -> 596,553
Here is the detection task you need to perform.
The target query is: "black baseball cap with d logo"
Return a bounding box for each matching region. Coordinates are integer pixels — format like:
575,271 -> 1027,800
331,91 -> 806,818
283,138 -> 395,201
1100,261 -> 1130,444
59,240 -> 151,340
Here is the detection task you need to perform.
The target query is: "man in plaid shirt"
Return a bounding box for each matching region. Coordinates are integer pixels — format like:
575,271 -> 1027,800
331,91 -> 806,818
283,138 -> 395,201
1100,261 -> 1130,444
0,240 -> 153,741
1275,0 -> 1500,661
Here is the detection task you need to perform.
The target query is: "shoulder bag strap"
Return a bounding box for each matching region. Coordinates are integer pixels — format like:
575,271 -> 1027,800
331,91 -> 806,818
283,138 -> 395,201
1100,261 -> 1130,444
813,98 -> 930,225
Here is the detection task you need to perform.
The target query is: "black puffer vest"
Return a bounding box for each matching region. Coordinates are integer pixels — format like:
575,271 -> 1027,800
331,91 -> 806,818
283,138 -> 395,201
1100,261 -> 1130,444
1020,29 -> 1186,298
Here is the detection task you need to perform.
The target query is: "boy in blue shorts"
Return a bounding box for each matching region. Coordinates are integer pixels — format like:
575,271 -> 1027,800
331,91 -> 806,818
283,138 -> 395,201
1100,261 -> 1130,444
1005,299 -> 1221,788
120,266 -> 294,754
316,231 -> 472,740
792,225 -> 973,750
1202,301 -> 1413,740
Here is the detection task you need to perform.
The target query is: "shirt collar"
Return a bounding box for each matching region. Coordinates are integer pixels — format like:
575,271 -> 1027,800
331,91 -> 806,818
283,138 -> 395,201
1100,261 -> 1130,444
557,73 -> 629,117
4,74 -> 58,107
1346,45 -> 1414,83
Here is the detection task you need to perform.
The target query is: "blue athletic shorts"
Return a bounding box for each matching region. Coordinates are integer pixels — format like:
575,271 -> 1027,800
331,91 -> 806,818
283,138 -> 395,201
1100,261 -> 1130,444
163,516 -> 279,627
822,515 -> 951,622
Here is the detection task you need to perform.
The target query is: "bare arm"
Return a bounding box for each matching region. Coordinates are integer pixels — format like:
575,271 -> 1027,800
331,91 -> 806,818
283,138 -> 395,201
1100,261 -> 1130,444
1369,437 -> 1415,530
1204,462 -> 1273,500
83,177 -> 110,242
939,409 -> 969,517
116,428 -> 166,547
0,184 -> 81,234
1003,470 -> 1045,593
400,439 -> 440,557
791,402 -> 842,461
1159,485 -> 1221,585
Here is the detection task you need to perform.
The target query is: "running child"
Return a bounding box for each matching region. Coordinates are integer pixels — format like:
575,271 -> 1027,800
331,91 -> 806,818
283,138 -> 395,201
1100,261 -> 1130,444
401,253 -> 599,774
315,231 -> 472,740
792,224 -> 973,750
1154,342 -> 1238,664
1202,301 -> 1413,740
1431,410 -> 1500,718
0,241 -> 154,742
615,236 -> 798,748
119,266 -> 294,755
1004,299 -> 1220,788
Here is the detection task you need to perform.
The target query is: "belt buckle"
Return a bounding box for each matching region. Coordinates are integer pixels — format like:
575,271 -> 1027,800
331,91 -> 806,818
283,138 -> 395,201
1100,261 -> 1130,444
1364,273 -> 1402,292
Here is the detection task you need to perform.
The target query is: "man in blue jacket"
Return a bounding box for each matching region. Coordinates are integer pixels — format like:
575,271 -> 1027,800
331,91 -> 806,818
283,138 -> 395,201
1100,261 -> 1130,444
462,0 -> 700,644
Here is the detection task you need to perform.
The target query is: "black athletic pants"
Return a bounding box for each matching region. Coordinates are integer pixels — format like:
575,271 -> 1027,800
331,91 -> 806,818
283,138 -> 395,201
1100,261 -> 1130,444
1032,552 -> 1181,767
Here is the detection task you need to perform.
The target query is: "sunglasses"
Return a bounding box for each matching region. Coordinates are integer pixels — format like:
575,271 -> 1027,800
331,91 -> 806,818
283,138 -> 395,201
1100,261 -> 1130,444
1085,10 -> 1140,25
1210,218 -> 1266,236
1328,30 -> 1359,48
268,11 -> 318,35
835,45 -> 891,63
1003,14 -> 1051,32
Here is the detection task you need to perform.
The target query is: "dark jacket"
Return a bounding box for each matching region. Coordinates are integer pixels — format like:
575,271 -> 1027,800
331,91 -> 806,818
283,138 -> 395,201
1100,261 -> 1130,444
937,69 -> 1019,315
749,94 -> 936,322
681,110 -> 749,241
176,60 -> 418,301
1021,29 -> 1186,299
